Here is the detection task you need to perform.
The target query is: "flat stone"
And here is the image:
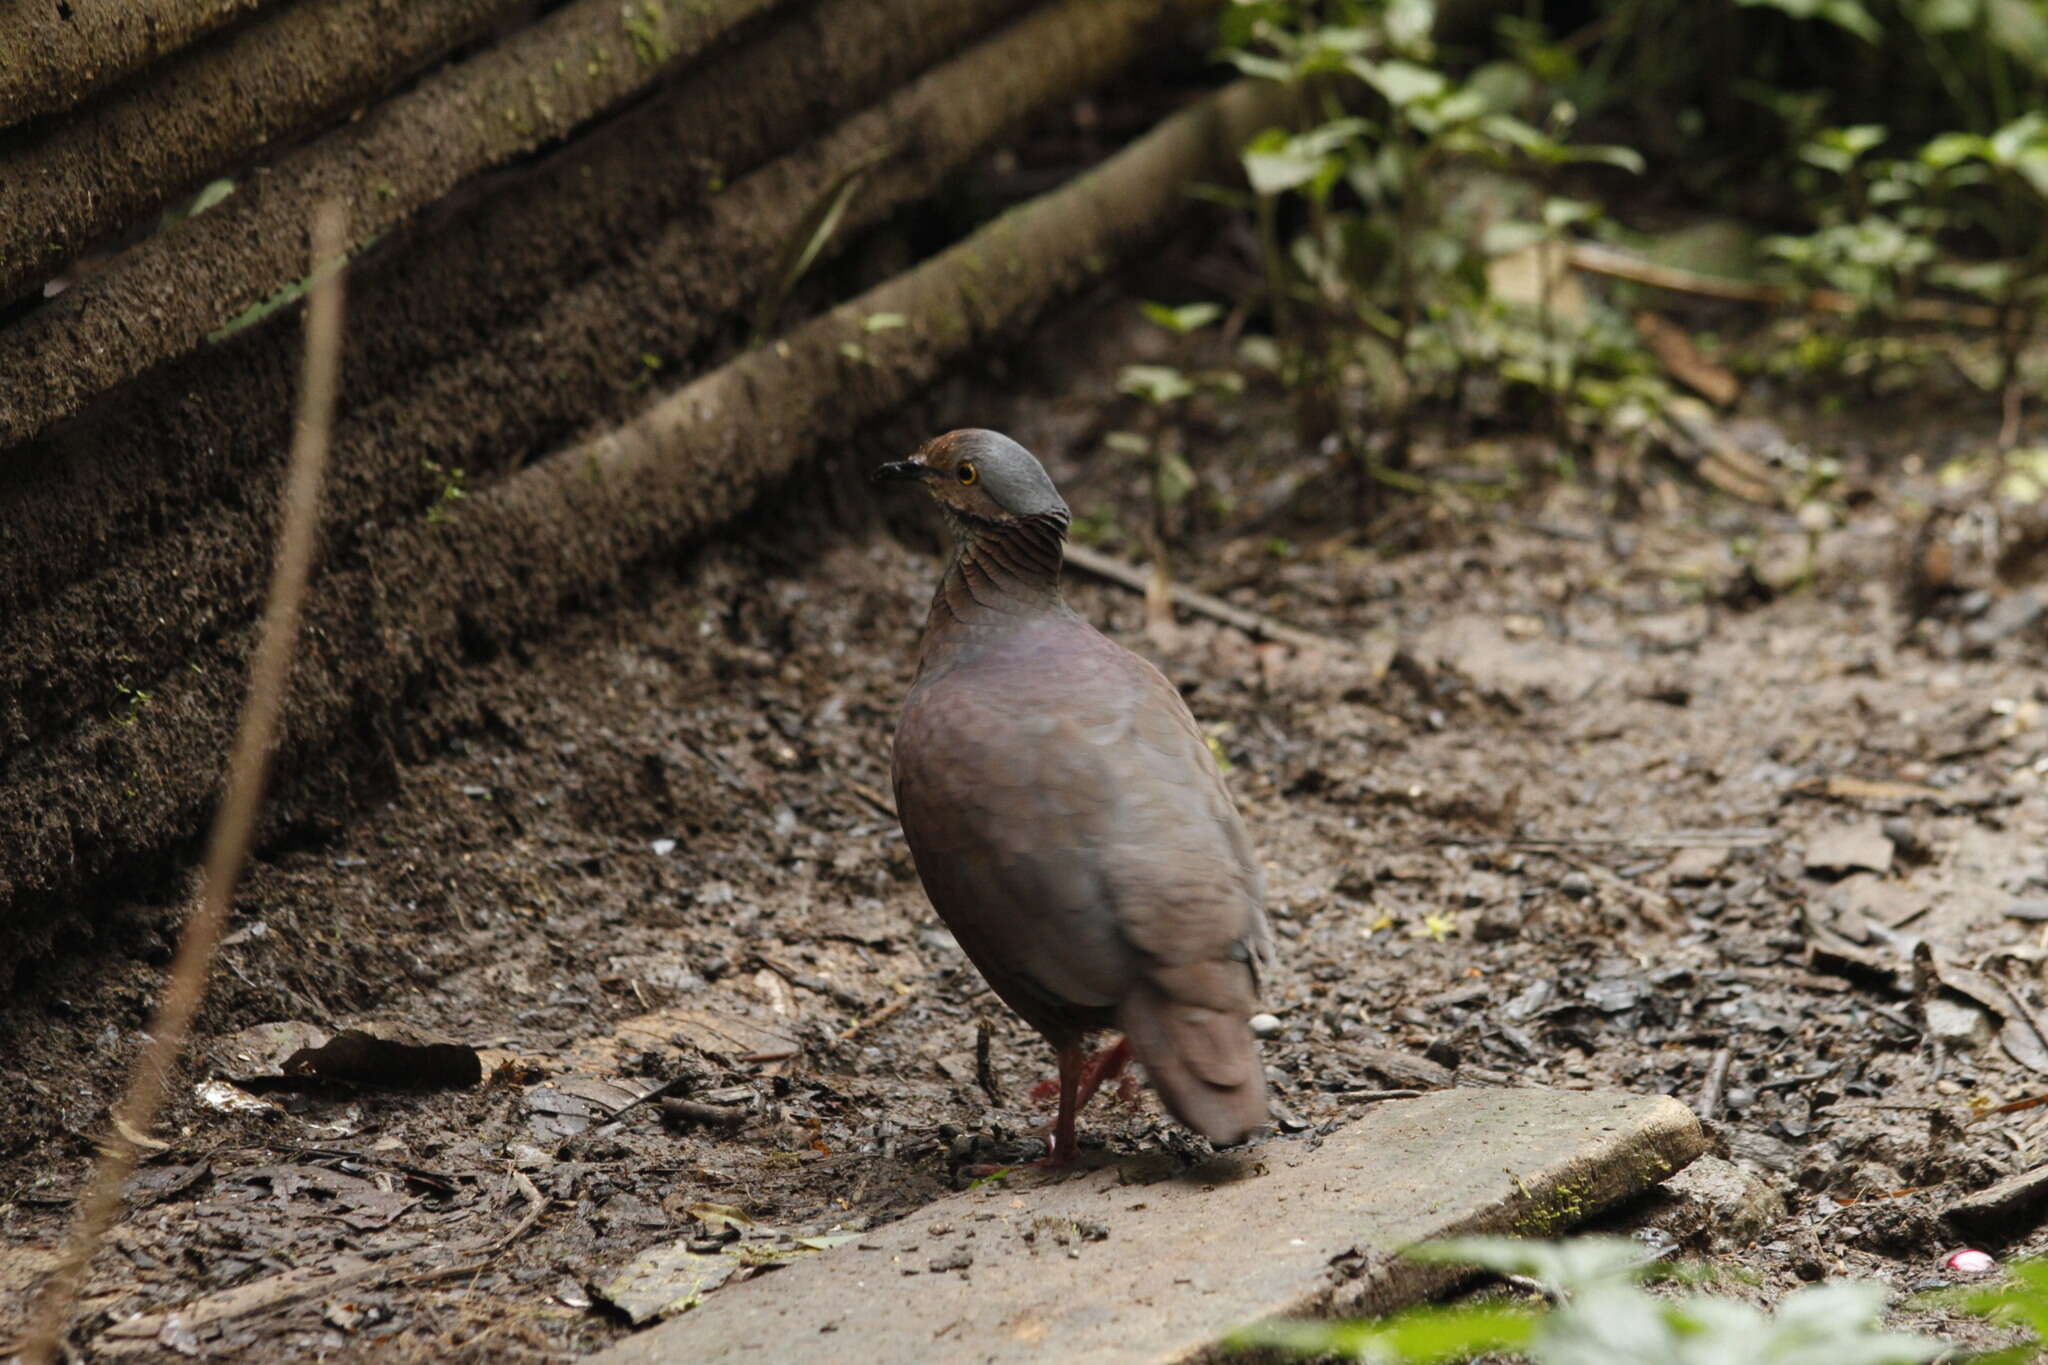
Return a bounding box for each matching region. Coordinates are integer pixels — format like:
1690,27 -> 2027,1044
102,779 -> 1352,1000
1628,1154 -> 1786,1251
1925,997 -> 1996,1051
1667,846 -> 1730,885
1827,873 -> 1921,929
587,1087 -> 1704,1365
1946,1162 -> 2048,1240
1804,820 -> 1894,877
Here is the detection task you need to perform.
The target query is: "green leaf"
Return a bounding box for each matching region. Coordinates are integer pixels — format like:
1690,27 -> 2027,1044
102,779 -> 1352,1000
1542,197 -> 1600,230
1801,124 -> 1887,174
1237,335 -> 1283,372
1222,50 -> 1295,82
1356,58 -> 1449,110
1383,0 -> 1437,54
1241,120 -> 1368,197
1155,450 -> 1197,507
1407,1236 -> 1651,1294
1243,129 -> 1325,196
1987,112 -> 2048,167
1986,0 -> 2048,72
1482,220 -> 1547,256
1736,0 -> 1882,41
1919,0 -> 1979,31
1734,1281 -> 1946,1364
1961,1258 -> 2048,1338
1819,0 -> 1884,41
165,177 -> 237,226
1229,1303 -> 1535,1362
1465,60 -> 1537,114
1117,364 -> 1196,405
751,150 -> 884,340
1141,301 -> 1223,334
1921,130 -> 1989,168
1565,142 -> 1645,173
2015,147 -> 2048,201
861,312 -> 909,332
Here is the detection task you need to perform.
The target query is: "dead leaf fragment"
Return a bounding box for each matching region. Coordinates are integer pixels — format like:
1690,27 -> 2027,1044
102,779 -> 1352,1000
596,1243 -> 744,1324
1803,820 -> 1895,877
1634,311 -> 1740,406
1667,846 -> 1729,885
281,1029 -> 483,1090
97,1256 -> 378,1354
1799,775 -> 1975,809
211,1020 -> 330,1081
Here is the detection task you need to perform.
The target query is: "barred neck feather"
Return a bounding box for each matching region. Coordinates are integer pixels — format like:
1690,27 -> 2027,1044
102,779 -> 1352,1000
924,508 -> 1071,641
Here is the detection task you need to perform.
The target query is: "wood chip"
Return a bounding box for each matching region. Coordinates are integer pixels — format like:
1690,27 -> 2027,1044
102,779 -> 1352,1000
96,1256 -> 377,1353
1634,311 -> 1740,406
1803,820 -> 1895,877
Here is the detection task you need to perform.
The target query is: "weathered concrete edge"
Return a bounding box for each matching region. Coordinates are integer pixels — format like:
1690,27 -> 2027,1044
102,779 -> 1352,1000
1192,1094 -> 1707,1364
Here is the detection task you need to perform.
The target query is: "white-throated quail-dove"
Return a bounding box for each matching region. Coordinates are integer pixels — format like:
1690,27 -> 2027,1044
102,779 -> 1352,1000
877,428 -> 1273,1163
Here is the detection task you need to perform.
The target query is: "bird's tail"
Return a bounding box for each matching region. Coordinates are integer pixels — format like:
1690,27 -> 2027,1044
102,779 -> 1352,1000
1117,961 -> 1268,1147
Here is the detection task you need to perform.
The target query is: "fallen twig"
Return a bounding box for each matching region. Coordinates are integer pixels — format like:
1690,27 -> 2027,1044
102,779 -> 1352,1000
1694,1047 -> 1732,1123
974,1016 -> 1001,1107
844,777 -> 899,820
18,202 -> 346,1365
1566,242 -> 2000,328
1556,854 -> 1679,932
1062,542 -> 1344,657
838,990 -> 914,1043
1432,829 -> 1778,851
1975,1093 -> 2048,1121
489,1170 -> 551,1254
660,1098 -> 750,1130
1335,1089 -> 1424,1103
555,1075 -> 697,1156
406,1261 -> 493,1288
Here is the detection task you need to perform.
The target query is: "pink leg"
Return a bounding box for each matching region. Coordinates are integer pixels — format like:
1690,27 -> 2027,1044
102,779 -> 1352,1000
1031,1038 -> 1132,1104
1047,1041 -> 1084,1166
970,1038 -> 1131,1173
1069,1037 -> 1133,1116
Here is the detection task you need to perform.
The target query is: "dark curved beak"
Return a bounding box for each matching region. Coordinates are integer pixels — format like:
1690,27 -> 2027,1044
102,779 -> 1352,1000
871,459 -> 933,486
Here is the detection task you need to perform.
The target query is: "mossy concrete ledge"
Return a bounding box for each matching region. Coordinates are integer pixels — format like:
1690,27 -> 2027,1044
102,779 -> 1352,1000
588,1086 -> 1706,1365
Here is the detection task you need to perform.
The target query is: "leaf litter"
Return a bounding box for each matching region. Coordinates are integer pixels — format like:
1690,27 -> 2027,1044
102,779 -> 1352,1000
4,279 -> 2048,1359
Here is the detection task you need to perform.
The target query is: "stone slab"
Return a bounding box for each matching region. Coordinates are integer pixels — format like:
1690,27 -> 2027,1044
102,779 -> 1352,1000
586,1087 -> 1704,1365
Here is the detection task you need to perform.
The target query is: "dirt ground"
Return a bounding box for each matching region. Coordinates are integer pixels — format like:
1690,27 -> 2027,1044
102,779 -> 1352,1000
4,274 -> 2048,1360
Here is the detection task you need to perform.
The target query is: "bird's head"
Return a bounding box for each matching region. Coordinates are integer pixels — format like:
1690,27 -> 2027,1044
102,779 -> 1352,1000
872,429 -> 1070,538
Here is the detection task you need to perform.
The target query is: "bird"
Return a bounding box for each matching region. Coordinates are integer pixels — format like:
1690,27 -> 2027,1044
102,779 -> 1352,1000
876,428 -> 1272,1164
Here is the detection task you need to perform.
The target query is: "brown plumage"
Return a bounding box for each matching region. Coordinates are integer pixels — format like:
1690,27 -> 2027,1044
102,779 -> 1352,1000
877,429 -> 1272,1162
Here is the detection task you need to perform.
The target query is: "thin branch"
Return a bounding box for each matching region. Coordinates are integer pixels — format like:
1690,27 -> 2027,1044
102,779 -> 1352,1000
1567,242 -> 2000,328
1061,542 -> 1344,656
1694,1046 -> 1732,1123
17,201 -> 347,1365
838,991 -> 914,1043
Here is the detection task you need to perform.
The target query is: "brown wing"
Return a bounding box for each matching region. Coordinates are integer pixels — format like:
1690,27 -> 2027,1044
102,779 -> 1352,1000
892,615 -> 1271,1140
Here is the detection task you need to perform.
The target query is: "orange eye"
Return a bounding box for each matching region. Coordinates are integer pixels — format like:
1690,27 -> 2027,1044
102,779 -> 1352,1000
958,462 -> 978,485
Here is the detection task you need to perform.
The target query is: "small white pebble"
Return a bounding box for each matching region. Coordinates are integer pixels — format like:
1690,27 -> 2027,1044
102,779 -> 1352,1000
1249,1012 -> 1283,1038
650,838 -> 676,857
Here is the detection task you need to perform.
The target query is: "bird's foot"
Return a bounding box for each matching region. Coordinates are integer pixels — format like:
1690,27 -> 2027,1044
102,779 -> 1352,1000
1028,1038 -> 1134,1106
957,1138 -> 1070,1182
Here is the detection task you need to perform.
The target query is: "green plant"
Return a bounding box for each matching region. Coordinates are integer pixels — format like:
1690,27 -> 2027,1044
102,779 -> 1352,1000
422,459 -> 468,523
1219,0 -> 1646,500
1229,1236 -> 1992,1364
1117,302 -> 1242,563
111,682 -> 152,727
